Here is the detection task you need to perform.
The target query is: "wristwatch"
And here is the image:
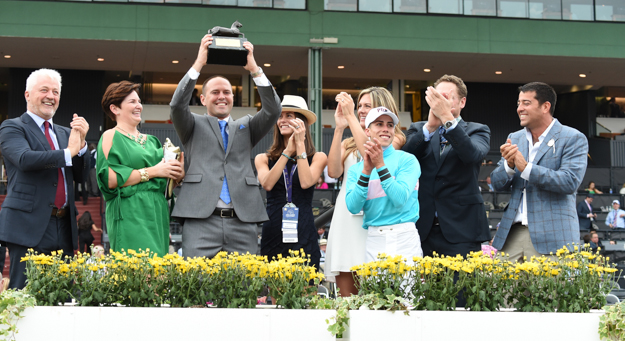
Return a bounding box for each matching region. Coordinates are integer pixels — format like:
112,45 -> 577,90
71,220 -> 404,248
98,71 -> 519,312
250,67 -> 263,78
444,120 -> 454,129
296,152 -> 307,160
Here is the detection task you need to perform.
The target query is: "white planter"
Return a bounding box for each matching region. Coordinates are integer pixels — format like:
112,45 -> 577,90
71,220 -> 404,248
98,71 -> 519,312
346,309 -> 604,341
14,306 -> 336,341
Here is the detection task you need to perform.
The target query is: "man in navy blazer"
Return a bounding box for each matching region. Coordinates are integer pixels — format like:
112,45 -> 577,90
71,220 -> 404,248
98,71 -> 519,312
402,75 -> 491,258
491,82 -> 587,260
576,193 -> 596,231
0,69 -> 88,289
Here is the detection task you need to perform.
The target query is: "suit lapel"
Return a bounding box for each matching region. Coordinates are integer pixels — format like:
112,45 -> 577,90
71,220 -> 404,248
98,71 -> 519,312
225,117 -> 236,157
54,124 -> 68,150
207,115 -> 225,151
532,120 -> 561,165
518,131 -> 529,162
21,113 -> 51,151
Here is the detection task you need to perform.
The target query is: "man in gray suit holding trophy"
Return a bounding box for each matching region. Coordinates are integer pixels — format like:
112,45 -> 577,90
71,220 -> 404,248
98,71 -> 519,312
170,33 -> 281,258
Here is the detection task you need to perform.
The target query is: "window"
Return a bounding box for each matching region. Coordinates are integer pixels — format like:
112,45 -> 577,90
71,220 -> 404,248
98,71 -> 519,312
464,0 -> 496,16
274,0 -> 306,9
596,0 -> 625,21
429,0 -> 463,14
360,0 -> 391,12
394,0 -> 426,13
325,0 -> 357,11
498,0 -> 528,17
529,0 -> 561,19
563,0 -> 594,20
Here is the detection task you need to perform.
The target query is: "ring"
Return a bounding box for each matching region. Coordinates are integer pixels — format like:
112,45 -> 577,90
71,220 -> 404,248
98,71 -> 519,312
294,125 -> 300,129
341,99 -> 344,102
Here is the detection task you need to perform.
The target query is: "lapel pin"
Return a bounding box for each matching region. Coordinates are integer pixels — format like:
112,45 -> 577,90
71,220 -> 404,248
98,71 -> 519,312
547,139 -> 555,154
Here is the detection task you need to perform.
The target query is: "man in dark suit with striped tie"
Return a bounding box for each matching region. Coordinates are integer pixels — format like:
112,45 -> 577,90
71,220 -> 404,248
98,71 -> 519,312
0,68 -> 88,289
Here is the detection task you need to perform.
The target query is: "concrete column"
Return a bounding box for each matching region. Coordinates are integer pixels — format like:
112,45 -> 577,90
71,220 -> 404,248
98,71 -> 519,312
391,79 -> 405,112
308,47 -> 323,151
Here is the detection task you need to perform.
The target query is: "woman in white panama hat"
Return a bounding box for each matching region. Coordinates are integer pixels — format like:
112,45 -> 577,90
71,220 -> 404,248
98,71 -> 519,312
255,95 -> 327,271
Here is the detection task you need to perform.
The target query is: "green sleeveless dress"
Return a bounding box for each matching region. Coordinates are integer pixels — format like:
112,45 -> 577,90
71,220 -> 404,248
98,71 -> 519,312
96,131 -> 169,256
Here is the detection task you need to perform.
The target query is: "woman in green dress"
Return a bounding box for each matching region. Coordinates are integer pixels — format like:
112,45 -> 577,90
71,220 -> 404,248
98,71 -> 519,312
97,81 -> 184,256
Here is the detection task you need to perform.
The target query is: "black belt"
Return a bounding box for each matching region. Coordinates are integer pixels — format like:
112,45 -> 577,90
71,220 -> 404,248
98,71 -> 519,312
51,207 -> 67,218
212,208 -> 236,218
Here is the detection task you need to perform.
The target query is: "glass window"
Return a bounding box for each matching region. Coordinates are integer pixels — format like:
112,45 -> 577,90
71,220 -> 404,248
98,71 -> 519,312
529,0 -> 561,19
429,0 -> 462,14
238,0 -> 272,7
359,0 -> 391,12
325,0 -> 357,11
596,0 -> 625,21
393,0 -> 426,13
563,0 -> 593,21
164,0 -> 201,3
498,0 -> 528,18
274,0 -> 305,9
203,0 -> 237,4
464,0 -> 496,16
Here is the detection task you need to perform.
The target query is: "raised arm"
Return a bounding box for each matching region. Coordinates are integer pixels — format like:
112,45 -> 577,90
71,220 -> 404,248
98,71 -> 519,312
337,92 -> 368,159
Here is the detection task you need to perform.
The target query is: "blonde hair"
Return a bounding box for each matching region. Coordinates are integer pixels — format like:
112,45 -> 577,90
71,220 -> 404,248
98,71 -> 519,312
343,87 -> 405,163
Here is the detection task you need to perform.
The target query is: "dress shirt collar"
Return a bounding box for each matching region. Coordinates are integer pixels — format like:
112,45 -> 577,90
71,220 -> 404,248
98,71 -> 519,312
524,118 -> 557,146
27,111 -> 54,130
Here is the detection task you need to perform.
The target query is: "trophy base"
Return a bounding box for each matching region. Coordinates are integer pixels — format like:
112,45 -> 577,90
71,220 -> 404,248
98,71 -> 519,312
207,36 -> 248,66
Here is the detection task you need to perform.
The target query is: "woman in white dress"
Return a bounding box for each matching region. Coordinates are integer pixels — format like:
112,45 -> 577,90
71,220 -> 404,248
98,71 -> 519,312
324,87 -> 406,296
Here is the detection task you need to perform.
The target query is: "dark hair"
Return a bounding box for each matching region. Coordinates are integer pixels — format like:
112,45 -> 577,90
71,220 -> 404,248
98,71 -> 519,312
101,81 -> 141,121
434,75 -> 468,98
583,234 -> 591,244
518,82 -> 557,115
78,211 -> 93,230
202,75 -> 231,96
266,112 -> 316,161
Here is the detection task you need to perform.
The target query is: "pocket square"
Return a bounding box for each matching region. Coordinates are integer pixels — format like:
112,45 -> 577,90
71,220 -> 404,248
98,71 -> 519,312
239,124 -> 246,129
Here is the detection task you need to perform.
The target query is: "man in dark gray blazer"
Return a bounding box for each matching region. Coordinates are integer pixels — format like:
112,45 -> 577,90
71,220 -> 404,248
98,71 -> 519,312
402,75 -> 491,258
0,68 -> 89,289
170,34 -> 281,258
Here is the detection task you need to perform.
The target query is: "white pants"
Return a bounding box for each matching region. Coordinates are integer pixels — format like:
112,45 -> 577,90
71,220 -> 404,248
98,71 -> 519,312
365,222 -> 422,263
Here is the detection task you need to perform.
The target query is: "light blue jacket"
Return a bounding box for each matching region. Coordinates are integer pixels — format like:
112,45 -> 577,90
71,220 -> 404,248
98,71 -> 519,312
345,146 -> 421,229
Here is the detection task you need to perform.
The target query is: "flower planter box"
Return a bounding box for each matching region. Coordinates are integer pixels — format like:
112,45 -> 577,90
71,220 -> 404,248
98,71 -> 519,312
14,306 -> 336,341
345,309 -> 605,341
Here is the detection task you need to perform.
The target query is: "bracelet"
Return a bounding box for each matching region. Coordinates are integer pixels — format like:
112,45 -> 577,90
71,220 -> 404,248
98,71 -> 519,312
138,168 -> 150,183
250,67 -> 263,78
281,153 -> 294,161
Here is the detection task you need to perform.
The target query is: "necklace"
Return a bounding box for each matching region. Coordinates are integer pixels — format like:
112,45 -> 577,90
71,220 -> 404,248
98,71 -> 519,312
116,126 -> 146,147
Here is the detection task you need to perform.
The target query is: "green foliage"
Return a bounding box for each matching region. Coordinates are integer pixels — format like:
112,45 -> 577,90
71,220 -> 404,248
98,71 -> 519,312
0,290 -> 36,340
309,294 -> 410,338
599,302 -> 625,341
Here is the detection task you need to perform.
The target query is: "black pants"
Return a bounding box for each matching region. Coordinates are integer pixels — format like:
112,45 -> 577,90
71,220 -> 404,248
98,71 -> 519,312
7,214 -> 73,289
421,222 -> 482,308
421,222 -> 481,258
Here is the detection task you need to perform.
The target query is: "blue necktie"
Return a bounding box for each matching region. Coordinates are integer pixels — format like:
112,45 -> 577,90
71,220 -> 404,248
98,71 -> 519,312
438,126 -> 448,155
218,120 -> 231,204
